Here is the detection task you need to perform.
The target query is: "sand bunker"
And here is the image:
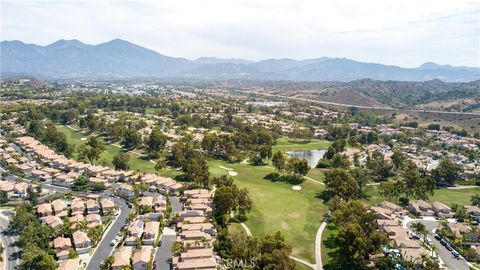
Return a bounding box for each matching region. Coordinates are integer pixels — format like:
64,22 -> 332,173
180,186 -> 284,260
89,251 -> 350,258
219,165 -> 233,171
228,171 -> 238,176
292,185 -> 302,191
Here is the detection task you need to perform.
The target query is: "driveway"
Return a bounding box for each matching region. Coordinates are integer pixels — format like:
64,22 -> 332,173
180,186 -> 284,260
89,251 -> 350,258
406,220 -> 469,270
0,210 -> 20,270
169,196 -> 182,212
155,227 -> 176,270
85,196 -> 131,270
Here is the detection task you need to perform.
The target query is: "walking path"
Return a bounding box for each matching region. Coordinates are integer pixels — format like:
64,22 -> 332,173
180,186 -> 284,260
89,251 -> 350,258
314,215 -> 329,270
447,185 -> 479,190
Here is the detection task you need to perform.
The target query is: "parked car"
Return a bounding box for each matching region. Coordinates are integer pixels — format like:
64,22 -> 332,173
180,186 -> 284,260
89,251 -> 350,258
110,239 -> 117,246
445,244 -> 453,251
434,234 -> 441,240
425,238 -> 432,245
452,250 -> 460,258
440,239 -> 447,246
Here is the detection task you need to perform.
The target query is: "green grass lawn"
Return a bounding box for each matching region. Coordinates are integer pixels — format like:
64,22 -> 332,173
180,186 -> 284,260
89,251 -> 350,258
57,125 -> 160,173
273,138 -> 331,152
362,186 -> 480,206
431,187 -> 480,206
321,223 -> 338,267
207,158 -> 328,263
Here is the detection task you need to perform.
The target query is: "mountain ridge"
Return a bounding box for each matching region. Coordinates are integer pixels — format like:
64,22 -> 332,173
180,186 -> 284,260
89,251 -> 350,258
1,39 -> 479,82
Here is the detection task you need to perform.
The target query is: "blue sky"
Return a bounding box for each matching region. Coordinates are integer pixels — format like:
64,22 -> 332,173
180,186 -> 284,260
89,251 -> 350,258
1,0 -> 479,67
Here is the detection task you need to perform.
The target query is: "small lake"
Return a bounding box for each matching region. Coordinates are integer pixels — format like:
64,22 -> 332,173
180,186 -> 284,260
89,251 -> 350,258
286,150 -> 326,168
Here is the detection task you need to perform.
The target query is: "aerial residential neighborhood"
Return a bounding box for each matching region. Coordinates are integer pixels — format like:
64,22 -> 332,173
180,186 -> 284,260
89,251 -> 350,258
1,1 -> 479,270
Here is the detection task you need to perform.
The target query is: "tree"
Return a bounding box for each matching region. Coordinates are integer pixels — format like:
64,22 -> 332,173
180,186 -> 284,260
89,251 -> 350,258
100,255 -> 114,270
286,157 -> 310,178
411,222 -> 428,243
146,129 -> 167,158
403,162 -> 435,200
9,203 -> 36,231
19,223 -> 54,250
257,232 -> 295,270
78,136 -> 105,164
379,180 -> 403,202
391,149 -> 406,170
366,150 -> 393,181
20,244 -> 57,270
237,188 -> 252,217
112,152 -> 130,170
431,159 -> 463,186
213,186 -> 238,224
427,124 -> 440,131
26,186 -> 41,205
155,159 -> 166,171
88,225 -> 103,246
324,168 -> 359,201
452,204 -> 468,221
331,200 -> 389,269
122,128 -> 142,149
272,151 -> 287,172
349,167 -> 370,196
471,194 -> 480,207
331,153 -> 350,169
74,176 -> 89,191
212,179 -> 252,223
171,142 -> 210,188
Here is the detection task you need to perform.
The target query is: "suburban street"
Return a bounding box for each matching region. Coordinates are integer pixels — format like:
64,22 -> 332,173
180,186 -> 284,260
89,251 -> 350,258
407,220 -> 469,270
85,196 -> 130,270
155,230 -> 176,270
0,210 -> 20,270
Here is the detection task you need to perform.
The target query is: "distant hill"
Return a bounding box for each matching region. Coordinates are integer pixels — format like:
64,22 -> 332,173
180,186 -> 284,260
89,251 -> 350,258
1,39 -> 479,82
226,79 -> 480,111
1,75 -> 53,88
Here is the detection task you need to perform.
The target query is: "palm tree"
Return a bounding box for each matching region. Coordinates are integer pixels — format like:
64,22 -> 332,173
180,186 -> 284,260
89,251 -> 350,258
411,222 -> 428,245
430,244 -> 438,258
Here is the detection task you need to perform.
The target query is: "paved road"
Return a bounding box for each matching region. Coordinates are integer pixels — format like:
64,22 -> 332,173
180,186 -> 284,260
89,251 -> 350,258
407,220 -> 469,270
155,233 -> 176,270
169,196 -> 182,213
0,211 -> 20,270
85,196 -> 130,270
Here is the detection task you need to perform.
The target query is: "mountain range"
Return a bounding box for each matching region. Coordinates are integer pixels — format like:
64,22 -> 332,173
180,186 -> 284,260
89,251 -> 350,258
1,39 -> 479,82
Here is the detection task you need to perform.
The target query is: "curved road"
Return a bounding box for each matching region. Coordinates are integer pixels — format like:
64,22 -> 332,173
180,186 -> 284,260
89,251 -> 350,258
406,220 -> 469,270
85,195 -> 130,270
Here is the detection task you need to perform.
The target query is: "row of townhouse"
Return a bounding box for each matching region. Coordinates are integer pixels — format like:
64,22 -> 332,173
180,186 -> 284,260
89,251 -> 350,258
37,195 -> 117,258
138,194 -> 167,221
0,180 -> 35,199
14,136 -> 136,181
111,246 -> 154,270
124,219 -> 161,246
12,136 -> 185,196
172,189 -> 218,270
371,201 -> 426,266
409,199 -> 480,221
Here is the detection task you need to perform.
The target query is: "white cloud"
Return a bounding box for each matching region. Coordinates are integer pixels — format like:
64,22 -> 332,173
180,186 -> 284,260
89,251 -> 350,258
1,0 -> 479,67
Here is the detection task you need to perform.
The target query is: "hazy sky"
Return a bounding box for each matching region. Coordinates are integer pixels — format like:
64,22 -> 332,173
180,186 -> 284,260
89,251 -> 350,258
1,0 -> 479,67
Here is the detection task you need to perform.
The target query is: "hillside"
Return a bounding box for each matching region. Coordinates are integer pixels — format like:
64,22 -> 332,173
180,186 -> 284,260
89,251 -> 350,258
227,79 -> 480,111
